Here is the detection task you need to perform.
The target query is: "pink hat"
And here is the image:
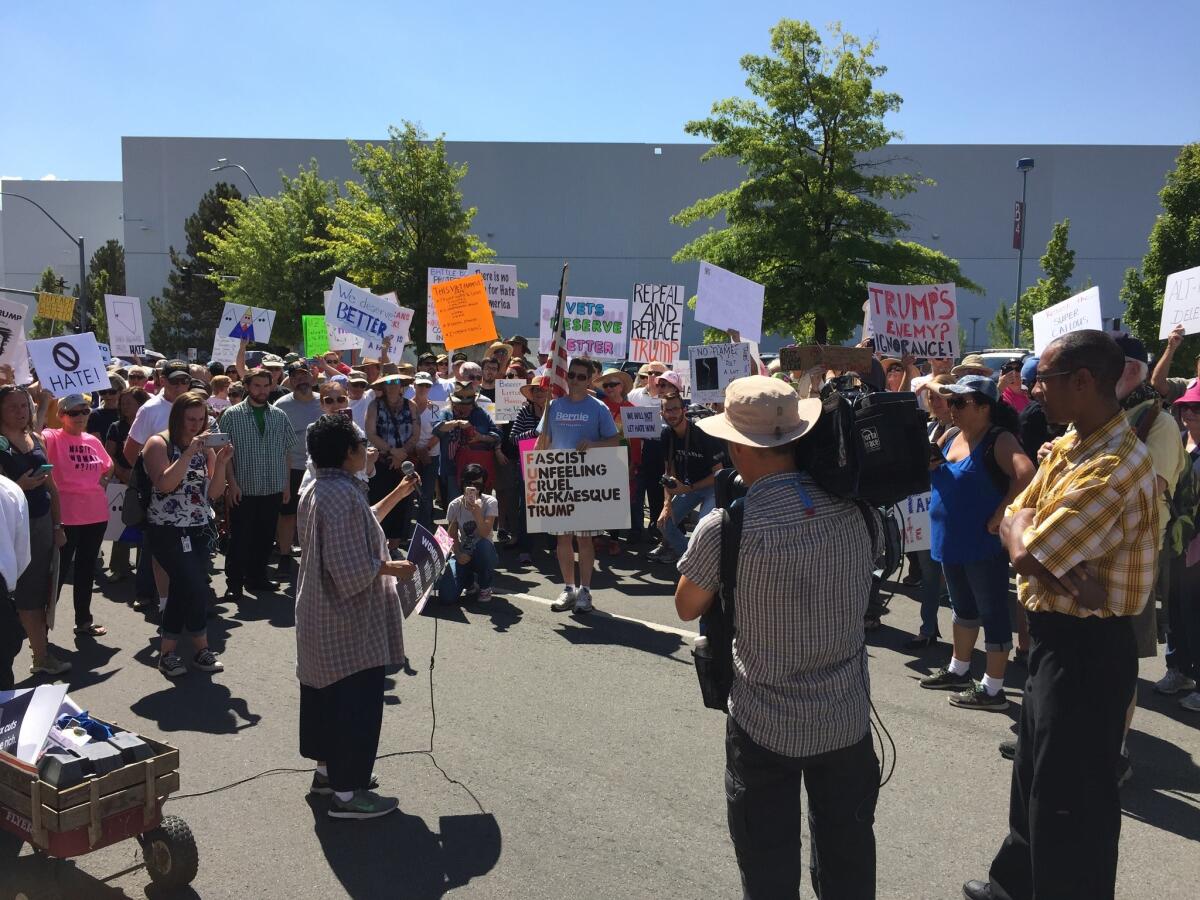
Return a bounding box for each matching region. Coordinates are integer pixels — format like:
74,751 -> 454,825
1173,381 -> 1200,407
659,370 -> 684,391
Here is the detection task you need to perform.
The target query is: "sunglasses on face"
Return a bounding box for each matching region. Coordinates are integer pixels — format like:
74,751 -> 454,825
568,372 -> 590,382
1178,403 -> 1200,414
602,382 -> 621,389
321,396 -> 349,405
167,375 -> 190,384
99,390 -> 116,397
128,374 -> 146,381
947,396 -> 975,409
887,366 -> 904,375
62,408 -> 90,417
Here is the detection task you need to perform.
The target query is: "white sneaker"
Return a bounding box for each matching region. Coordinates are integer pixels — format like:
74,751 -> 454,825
477,588 -> 492,603
1154,669 -> 1197,695
1180,691 -> 1200,713
550,588 -> 576,612
574,587 -> 593,614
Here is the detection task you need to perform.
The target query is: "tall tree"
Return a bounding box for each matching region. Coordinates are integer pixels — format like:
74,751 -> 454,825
202,163 -> 339,347
319,122 -> 495,350
987,302 -> 1014,349
27,267 -> 69,339
1014,219 -> 1076,345
148,183 -> 243,353
1121,143 -> 1200,374
83,239 -> 126,343
672,20 -> 979,344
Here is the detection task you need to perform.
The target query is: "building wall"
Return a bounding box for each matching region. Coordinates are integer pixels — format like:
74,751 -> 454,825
118,137 -> 1181,352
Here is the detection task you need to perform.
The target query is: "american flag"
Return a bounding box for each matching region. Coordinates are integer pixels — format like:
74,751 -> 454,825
546,263 -> 571,398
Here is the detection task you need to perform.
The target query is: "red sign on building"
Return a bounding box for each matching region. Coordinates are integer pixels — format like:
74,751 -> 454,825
1012,201 -> 1025,250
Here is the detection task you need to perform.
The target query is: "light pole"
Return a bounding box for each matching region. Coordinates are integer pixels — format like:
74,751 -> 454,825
209,158 -> 263,198
969,316 -> 981,351
1012,157 -> 1035,346
2,190 -> 88,331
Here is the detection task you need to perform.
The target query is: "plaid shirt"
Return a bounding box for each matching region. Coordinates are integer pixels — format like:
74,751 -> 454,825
678,472 -> 881,758
294,469 -> 405,688
1007,411 -> 1158,618
216,399 -> 295,496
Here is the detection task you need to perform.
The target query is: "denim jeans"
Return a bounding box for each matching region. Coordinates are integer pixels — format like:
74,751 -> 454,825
437,538 -> 498,601
942,553 -> 1014,651
662,486 -> 717,554
916,550 -> 947,638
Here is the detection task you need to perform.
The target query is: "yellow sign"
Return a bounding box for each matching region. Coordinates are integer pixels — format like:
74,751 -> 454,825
37,292 -> 76,323
429,273 -> 498,351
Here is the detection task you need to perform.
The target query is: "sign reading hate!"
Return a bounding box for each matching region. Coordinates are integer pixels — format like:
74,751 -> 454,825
522,446 -> 630,533
866,282 -> 959,360
26,332 -> 108,397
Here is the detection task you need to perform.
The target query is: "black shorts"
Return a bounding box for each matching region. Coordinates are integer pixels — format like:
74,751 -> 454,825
279,468 -> 305,515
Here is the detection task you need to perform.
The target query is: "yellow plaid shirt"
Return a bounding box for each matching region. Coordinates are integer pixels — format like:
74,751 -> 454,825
1007,411 -> 1159,618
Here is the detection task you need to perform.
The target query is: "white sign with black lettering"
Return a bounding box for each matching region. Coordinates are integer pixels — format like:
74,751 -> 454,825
522,446 -> 630,533
0,297 -> 31,373
895,491 -> 932,553
493,379 -> 526,423
1159,265 -> 1200,338
26,332 -> 108,397
103,294 -> 146,357
620,406 -> 661,439
687,342 -> 752,405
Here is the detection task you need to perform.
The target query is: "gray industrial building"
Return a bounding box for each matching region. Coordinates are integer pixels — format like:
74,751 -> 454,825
3,138 -> 1185,352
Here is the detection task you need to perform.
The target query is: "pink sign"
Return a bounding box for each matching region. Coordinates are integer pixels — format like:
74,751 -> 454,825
518,437 -> 537,480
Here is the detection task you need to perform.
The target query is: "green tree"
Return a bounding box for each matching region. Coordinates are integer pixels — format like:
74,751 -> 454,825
27,267 -> 69,339
201,164 -> 339,347
1014,218 -> 1076,345
320,122 -> 495,350
82,239 -> 126,343
1121,143 -> 1200,374
988,302 -> 1014,348
671,20 -> 979,344
148,183 -> 243,353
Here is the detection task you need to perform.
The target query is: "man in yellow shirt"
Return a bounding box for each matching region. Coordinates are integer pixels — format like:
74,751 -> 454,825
964,331 -> 1159,900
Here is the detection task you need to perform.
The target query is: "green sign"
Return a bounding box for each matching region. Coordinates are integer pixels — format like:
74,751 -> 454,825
303,315 -> 329,356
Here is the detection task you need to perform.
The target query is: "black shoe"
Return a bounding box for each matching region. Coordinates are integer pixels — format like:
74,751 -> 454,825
998,738 -> 1017,760
901,572 -> 922,587
245,579 -> 281,592
949,683 -> 1009,711
919,667 -> 973,690
902,634 -> 939,650
963,881 -> 993,900
223,587 -> 245,603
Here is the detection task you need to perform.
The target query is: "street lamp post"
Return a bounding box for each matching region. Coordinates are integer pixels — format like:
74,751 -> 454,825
209,158 -> 263,198
1012,157 -> 1035,346
969,316 -> 981,351
2,190 -> 88,331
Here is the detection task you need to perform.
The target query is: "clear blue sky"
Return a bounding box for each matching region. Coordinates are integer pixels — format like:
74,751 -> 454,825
2,0 -> 1197,181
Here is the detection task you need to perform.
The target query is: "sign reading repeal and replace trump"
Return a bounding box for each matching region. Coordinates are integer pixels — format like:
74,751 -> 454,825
630,283 -> 685,363
866,282 -> 959,360
538,296 -> 628,360
522,446 -> 630,533
1032,286 -> 1103,354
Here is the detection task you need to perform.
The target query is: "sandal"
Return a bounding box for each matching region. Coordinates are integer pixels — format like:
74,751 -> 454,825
74,623 -> 107,636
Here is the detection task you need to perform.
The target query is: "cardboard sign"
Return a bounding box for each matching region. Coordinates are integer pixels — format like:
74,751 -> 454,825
96,343 -> 113,366
396,523 -> 450,619
187,347 -> 197,362
219,302 -> 276,345
630,283 -> 686,363
493,379 -> 526,423
620,405 -> 661,439
425,267 -> 463,344
695,262 -> 764,343
1032,287 -> 1102,355
522,446 -> 630,533
517,437 -> 537,480
867,282 -> 959,359
430,273 -> 498,351
303,315 -> 330,356
779,345 -> 874,376
328,278 -> 403,348
538,295 -> 629,361
26,332 -> 108,397
210,330 -> 241,367
361,292 -> 414,358
0,684 -> 68,764
321,291 -> 364,351
671,359 -> 691,398
0,297 -> 30,373
1159,265 -> 1200,338
36,292 -> 75,323
103,294 -> 146,357
466,263 -> 519,317
896,491 -> 932,553
688,342 -> 752,405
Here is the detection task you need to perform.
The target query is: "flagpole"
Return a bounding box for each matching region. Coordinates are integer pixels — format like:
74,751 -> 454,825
535,262 -> 569,447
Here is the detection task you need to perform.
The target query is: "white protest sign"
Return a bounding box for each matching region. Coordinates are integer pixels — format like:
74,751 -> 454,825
466,263 -> 519,318
104,482 -> 128,542
360,291 -> 414,357
27,332 -> 108,397
630,283 -> 685,364
218,302 -> 276,345
896,491 -> 932,553
103,294 -> 146,357
1032,287 -> 1102,355
695,262 -> 764,343
322,291 -> 364,351
493,379 -> 526,423
327,278 -> 403,349
210,330 -> 240,367
672,359 -> 691,398
866,282 -> 959,360
620,406 -> 661,439
425,267 -> 463,344
1159,265 -> 1200,338
688,342 -> 753,405
0,297 -> 31,373
538,295 -> 629,361
523,445 -> 630,533
96,343 -> 113,366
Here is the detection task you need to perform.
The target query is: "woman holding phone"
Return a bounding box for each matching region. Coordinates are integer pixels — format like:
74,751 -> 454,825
143,391 -> 233,678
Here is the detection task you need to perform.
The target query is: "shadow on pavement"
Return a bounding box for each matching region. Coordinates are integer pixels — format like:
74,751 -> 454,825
130,679 -> 262,734
1122,728 -> 1200,842
554,611 -> 687,662
307,798 -> 501,899
0,838 -> 201,900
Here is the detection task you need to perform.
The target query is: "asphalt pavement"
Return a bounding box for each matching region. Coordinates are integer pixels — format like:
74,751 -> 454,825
2,535 -> 1197,900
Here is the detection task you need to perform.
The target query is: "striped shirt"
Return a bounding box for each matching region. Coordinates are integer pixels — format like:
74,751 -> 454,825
216,399 -> 295,496
678,471 -> 879,758
1007,411 -> 1158,617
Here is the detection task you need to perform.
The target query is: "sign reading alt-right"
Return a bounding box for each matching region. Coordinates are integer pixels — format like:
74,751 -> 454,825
1159,265 -> 1200,338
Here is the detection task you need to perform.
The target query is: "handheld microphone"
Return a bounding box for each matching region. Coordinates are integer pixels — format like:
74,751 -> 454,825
401,460 -> 416,476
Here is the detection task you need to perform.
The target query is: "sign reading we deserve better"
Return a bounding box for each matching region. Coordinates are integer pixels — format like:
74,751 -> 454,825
1032,286 -> 1102,354
27,332 -> 108,397
328,278 -> 407,349
695,262 -> 765,343
538,296 -> 629,360
1159,265 -> 1200,338
630,283 -> 685,364
688,342 -> 752,405
523,446 -> 630,533
103,294 -> 145,357
867,282 -> 959,360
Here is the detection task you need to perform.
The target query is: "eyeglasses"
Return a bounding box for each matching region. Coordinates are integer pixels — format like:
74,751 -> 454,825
887,366 -> 904,375
321,396 -> 349,405
1032,368 -> 1077,385
602,382 -> 621,389
568,372 -> 590,382
946,396 -> 975,409
62,408 -> 90,417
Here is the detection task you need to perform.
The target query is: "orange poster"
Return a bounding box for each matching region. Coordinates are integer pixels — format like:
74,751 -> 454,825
429,273 -> 497,350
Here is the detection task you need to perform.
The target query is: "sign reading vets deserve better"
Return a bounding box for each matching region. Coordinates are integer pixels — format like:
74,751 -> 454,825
695,262 -> 765,343
1159,265 -> 1200,338
867,282 -> 959,360
103,294 -> 146,357
429,273 -> 498,351
522,446 -> 631,533
629,283 -> 686,364
1032,286 -> 1103,354
538,296 -> 629,360
688,342 -> 753,405
26,332 -> 108,397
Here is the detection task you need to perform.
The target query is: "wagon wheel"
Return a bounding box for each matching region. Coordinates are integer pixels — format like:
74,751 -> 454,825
141,814 -> 199,888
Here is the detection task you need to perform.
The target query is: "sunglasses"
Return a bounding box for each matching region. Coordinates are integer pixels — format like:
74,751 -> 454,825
887,366 -> 904,375
946,396 -> 976,409
167,375 -> 191,384
464,374 -> 483,382
321,396 -> 349,405
128,374 -> 147,381
99,390 -> 116,397
568,372 -> 591,382
62,408 -> 90,417
602,381 -> 622,389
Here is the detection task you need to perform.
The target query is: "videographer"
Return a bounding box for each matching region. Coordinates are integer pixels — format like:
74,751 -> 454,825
674,376 -> 882,899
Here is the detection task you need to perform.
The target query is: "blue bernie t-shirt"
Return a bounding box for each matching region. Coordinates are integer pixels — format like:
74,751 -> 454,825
540,395 -> 618,450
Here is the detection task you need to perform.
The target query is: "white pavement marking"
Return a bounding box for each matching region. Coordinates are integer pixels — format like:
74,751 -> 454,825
506,591 -> 700,640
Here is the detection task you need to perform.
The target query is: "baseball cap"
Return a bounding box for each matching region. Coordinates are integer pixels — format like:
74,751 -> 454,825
59,393 -> 90,412
347,371 -> 369,386
1113,334 -> 1148,363
417,352 -> 437,365
696,376 -> 821,448
452,351 -> 469,363
413,372 -> 434,386
261,353 -> 285,369
938,374 -> 999,402
1020,356 -> 1040,389
283,352 -> 301,364
163,360 -> 191,379
285,361 -> 311,375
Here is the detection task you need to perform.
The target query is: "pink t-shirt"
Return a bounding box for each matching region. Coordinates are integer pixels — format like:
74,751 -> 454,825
42,429 -> 112,526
